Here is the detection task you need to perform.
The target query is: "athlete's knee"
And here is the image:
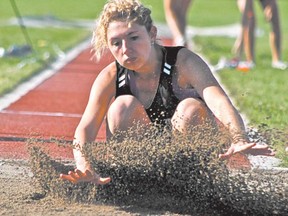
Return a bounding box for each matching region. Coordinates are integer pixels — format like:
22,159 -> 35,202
108,95 -> 133,116
171,98 -> 218,134
174,98 -> 208,121
107,95 -> 149,133
108,95 -> 140,123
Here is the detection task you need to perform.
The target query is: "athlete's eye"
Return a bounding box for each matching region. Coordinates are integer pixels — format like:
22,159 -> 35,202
112,41 -> 120,46
130,36 -> 139,41
110,39 -> 121,47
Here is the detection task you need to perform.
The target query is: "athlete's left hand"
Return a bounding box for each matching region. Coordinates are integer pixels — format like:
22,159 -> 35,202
219,141 -> 275,160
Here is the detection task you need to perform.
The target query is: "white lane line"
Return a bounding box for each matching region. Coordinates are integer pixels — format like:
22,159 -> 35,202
0,110 -> 82,118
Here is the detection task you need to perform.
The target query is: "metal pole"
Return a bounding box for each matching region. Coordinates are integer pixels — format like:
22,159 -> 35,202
9,0 -> 35,51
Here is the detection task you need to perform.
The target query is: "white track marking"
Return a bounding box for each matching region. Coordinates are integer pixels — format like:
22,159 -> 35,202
0,110 -> 81,118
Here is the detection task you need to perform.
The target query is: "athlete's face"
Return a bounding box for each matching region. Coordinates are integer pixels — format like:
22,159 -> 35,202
107,21 -> 155,71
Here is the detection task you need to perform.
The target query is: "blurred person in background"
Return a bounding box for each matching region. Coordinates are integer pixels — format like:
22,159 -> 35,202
232,0 -> 287,71
163,0 -> 193,47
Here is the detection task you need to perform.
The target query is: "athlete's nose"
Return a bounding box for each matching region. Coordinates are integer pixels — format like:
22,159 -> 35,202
122,39 -> 131,55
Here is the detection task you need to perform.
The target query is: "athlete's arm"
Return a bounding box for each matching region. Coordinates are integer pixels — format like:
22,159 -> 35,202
60,62 -> 116,184
176,49 -> 274,158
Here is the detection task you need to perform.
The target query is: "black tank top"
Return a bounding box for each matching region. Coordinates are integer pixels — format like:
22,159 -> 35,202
115,46 -> 184,125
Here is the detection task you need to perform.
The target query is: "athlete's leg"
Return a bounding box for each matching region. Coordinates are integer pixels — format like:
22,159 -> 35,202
171,98 -> 217,133
106,95 -> 151,138
164,0 -> 192,46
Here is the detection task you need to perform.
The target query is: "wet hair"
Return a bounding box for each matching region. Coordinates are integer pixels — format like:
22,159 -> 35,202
92,0 -> 153,61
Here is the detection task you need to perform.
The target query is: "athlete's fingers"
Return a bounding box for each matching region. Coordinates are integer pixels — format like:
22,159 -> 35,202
250,143 -> 269,149
60,170 -> 111,185
219,147 -> 234,159
219,142 -> 256,159
96,177 -> 111,185
75,169 -> 85,178
68,171 -> 79,180
234,142 -> 256,154
60,173 -> 78,184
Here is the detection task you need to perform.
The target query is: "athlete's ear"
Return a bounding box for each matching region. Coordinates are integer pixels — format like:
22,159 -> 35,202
150,25 -> 157,43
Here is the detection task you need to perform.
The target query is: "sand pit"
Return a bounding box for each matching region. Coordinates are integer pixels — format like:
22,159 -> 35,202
1,125 -> 286,216
1,159 -> 184,216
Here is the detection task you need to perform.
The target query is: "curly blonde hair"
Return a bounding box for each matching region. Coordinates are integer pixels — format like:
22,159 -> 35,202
92,0 -> 153,61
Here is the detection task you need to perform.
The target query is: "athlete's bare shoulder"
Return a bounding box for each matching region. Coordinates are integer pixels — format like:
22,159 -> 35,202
91,61 -> 118,92
177,47 -> 205,65
176,48 -> 211,77
98,61 -> 117,77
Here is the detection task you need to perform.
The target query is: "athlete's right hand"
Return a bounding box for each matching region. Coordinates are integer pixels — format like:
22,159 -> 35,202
60,169 -> 111,185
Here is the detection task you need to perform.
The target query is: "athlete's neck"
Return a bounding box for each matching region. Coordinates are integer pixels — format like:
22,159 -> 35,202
133,45 -> 162,79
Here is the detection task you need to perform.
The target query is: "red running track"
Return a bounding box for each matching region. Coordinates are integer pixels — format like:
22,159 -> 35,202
0,39 -> 172,160
0,47 -> 114,159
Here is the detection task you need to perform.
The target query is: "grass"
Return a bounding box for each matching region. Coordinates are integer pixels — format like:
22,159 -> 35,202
0,0 -> 287,164
0,26 -> 89,94
0,0 -> 106,95
188,0 -> 288,165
